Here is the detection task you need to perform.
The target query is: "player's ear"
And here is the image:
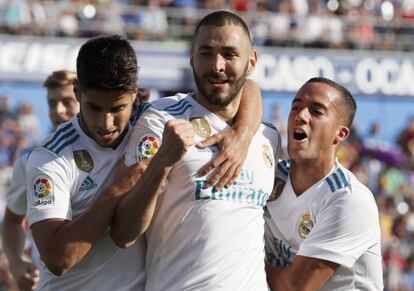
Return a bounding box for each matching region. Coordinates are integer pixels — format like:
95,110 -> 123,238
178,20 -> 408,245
247,50 -> 257,75
334,126 -> 350,145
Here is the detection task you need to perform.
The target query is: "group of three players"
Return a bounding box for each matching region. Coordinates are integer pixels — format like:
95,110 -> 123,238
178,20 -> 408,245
4,10 -> 383,291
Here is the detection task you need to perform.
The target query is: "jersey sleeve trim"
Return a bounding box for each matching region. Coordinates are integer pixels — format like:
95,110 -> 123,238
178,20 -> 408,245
324,168 -> 350,193
162,99 -> 193,116
28,208 -> 72,227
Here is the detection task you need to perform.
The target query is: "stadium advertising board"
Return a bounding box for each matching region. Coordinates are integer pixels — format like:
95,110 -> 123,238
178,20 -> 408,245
1,36 -> 414,97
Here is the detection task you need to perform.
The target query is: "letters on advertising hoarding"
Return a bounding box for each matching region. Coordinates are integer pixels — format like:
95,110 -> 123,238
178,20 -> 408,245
1,36 -> 414,97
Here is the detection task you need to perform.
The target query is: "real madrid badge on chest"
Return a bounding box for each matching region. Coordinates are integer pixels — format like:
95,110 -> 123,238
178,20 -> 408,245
190,117 -> 211,139
74,150 -> 94,173
298,212 -> 314,239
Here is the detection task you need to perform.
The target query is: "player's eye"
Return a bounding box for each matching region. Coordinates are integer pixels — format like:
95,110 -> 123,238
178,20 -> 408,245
111,105 -> 127,113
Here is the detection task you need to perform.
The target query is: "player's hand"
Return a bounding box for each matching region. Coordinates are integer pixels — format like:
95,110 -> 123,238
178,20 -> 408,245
157,119 -> 195,167
196,127 -> 252,191
9,258 -> 39,291
113,158 -> 151,196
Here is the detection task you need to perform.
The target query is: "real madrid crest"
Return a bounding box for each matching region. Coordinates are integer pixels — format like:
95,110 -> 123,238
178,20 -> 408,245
298,212 -> 314,239
190,117 -> 211,139
74,150 -> 94,173
262,144 -> 274,168
268,177 -> 285,201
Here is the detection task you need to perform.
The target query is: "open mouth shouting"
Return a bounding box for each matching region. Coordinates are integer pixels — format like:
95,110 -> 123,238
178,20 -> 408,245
293,128 -> 308,141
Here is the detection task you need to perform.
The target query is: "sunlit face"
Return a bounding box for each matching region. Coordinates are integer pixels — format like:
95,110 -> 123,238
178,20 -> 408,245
287,82 -> 349,164
47,84 -> 79,129
190,24 -> 256,107
75,87 -> 136,148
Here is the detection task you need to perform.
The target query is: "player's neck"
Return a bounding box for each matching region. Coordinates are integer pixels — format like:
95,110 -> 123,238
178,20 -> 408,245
290,157 -> 336,196
193,91 -> 241,125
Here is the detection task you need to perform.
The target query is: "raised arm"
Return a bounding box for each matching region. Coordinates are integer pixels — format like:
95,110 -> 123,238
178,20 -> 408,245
110,119 -> 195,248
266,256 -> 338,291
197,79 -> 263,190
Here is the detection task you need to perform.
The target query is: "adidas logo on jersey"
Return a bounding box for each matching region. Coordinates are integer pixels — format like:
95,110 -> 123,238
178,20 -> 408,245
80,176 -> 97,191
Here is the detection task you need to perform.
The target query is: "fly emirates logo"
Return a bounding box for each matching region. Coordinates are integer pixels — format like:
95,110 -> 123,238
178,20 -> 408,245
194,169 -> 269,207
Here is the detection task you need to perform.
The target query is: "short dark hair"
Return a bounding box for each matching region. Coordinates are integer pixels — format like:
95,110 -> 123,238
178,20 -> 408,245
193,11 -> 251,45
76,35 -> 138,92
305,77 -> 356,127
43,70 -> 76,89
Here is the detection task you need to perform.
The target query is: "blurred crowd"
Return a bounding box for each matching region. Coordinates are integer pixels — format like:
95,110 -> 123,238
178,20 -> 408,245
337,118 -> 414,291
0,95 -> 40,290
1,0 -> 414,51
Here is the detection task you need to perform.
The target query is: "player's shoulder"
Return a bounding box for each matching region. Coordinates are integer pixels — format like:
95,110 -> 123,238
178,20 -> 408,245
259,121 -> 281,150
36,120 -> 79,159
153,93 -> 194,117
324,163 -> 376,204
136,93 -> 194,122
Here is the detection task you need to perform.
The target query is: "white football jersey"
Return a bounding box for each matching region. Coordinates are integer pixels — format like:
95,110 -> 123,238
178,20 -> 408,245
125,93 -> 281,291
7,146 -> 35,216
26,117 -> 145,291
6,146 -> 42,269
264,160 -> 383,290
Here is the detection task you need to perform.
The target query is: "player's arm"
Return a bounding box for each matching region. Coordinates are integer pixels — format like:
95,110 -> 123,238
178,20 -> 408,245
197,79 -> 262,190
266,256 -> 338,291
3,209 -> 39,290
111,119 -> 194,248
3,157 -> 39,290
28,156 -> 138,276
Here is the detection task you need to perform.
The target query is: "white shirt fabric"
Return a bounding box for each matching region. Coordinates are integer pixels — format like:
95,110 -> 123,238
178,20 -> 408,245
25,117 -> 145,291
264,159 -> 383,291
125,93 -> 281,291
6,146 -> 42,269
7,146 -> 36,216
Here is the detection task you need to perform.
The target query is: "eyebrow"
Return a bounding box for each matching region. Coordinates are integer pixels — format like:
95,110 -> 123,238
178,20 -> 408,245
291,98 -> 329,111
198,45 -> 240,51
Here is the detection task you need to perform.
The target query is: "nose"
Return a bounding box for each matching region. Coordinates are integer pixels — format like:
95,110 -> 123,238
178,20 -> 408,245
211,54 -> 225,73
101,112 -> 114,131
295,108 -> 310,124
55,102 -> 66,117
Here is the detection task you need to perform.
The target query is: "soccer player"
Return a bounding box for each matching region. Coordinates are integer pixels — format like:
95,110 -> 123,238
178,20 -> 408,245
25,35 -> 264,290
3,70 -> 79,291
110,11 -> 281,290
264,77 -> 383,290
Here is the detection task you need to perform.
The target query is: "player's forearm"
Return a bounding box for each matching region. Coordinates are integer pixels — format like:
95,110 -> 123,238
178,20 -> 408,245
266,256 -> 336,291
33,189 -> 121,276
2,209 -> 26,267
111,157 -> 171,248
235,79 -> 262,136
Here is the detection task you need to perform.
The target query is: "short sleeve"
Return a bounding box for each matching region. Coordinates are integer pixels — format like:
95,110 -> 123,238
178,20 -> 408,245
26,148 -> 73,226
6,156 -> 28,216
298,188 -> 381,268
124,108 -> 168,166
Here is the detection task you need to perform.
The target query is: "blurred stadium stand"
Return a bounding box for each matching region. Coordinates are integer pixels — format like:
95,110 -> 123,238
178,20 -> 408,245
1,1 -> 414,290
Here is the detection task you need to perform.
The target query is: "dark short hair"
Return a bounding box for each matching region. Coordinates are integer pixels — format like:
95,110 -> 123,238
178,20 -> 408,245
193,10 -> 251,45
305,77 -> 356,127
76,35 -> 138,92
43,70 -> 76,89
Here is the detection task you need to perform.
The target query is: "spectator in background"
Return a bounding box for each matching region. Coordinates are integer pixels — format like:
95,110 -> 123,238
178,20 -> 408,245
398,116 -> 414,162
2,70 -> 79,291
0,95 -> 15,123
16,103 -> 39,144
